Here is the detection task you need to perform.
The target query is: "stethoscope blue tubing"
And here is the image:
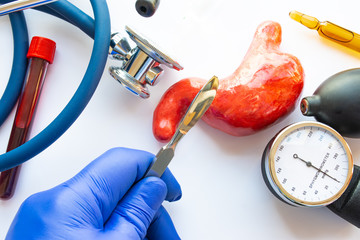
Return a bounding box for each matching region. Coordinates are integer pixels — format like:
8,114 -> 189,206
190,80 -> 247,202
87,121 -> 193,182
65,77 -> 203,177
0,0 -> 111,171
0,0 -> 94,128
0,12 -> 28,134
36,1 -> 96,38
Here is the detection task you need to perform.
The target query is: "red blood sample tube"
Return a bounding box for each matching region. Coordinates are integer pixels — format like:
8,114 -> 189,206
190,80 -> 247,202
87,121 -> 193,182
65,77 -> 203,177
0,36 -> 56,199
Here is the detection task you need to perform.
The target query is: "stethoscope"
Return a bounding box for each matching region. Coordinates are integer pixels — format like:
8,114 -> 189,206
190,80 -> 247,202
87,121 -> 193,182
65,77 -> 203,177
0,0 -> 182,171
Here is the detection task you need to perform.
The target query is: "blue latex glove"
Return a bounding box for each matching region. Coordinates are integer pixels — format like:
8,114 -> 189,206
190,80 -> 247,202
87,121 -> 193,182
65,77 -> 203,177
6,147 -> 182,240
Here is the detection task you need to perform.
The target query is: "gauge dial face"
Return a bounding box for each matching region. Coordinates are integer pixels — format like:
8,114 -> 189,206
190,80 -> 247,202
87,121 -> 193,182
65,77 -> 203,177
269,122 -> 353,206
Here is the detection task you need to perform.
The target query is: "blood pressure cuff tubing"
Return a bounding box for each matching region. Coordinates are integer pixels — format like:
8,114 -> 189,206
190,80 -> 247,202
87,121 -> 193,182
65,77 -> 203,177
328,165 -> 360,228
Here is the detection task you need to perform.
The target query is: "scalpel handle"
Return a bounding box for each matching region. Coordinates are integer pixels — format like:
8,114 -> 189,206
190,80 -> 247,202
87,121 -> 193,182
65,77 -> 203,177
144,146 -> 174,178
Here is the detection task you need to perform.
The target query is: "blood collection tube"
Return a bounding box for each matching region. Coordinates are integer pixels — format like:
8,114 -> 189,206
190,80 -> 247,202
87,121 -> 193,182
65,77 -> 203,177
0,36 -> 56,199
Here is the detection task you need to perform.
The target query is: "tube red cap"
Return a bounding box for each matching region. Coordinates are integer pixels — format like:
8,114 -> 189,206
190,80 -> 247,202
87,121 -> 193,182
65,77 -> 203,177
27,36 -> 56,64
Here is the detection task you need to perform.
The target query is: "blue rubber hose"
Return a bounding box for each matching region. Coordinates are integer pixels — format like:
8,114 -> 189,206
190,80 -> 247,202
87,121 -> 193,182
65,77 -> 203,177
37,0 -> 95,38
0,12 -> 28,128
0,0 -> 111,171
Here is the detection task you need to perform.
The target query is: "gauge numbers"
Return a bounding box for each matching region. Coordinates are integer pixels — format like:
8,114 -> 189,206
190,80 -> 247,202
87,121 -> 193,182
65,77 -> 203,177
265,122 -> 353,207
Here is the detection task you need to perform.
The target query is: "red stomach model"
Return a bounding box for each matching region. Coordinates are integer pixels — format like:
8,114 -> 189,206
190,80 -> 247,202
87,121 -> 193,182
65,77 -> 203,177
153,21 -> 305,142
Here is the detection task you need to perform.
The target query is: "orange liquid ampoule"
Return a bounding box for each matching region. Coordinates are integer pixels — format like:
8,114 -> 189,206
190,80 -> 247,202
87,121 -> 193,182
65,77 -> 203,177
290,10 -> 360,52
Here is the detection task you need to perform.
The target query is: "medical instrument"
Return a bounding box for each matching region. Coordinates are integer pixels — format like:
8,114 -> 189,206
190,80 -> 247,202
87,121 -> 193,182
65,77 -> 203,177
0,37 -> 56,199
262,121 -> 353,207
135,0 -> 159,17
109,26 -> 183,98
0,0 -> 57,16
145,76 -> 219,177
289,10 -> 360,52
301,68 -> 360,138
262,121 -> 360,227
0,0 -> 110,172
0,0 -> 170,173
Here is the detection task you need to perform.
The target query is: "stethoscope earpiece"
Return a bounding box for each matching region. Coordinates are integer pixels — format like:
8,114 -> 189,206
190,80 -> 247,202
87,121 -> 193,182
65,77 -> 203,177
108,26 -> 183,98
135,0 -> 160,17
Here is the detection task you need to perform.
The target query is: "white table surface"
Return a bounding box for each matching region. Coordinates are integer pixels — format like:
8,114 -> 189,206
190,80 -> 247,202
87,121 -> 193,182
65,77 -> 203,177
1,0 -> 360,239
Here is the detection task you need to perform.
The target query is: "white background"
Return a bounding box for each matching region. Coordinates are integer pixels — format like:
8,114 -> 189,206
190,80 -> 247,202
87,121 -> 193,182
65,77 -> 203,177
1,0 -> 360,239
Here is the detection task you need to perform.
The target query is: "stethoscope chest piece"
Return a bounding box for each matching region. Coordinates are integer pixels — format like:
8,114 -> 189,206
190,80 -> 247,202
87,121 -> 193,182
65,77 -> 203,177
109,26 -> 183,98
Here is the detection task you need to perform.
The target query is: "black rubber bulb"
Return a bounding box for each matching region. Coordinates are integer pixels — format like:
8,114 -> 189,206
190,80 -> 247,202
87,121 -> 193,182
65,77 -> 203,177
301,68 -> 360,138
135,0 -> 160,17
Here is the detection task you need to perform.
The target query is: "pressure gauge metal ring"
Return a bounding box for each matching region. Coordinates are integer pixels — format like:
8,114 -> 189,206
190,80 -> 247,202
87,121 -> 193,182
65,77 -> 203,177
262,121 -> 354,207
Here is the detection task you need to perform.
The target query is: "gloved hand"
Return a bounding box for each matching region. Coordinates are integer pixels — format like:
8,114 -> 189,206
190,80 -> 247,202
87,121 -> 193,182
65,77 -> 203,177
6,147 -> 182,240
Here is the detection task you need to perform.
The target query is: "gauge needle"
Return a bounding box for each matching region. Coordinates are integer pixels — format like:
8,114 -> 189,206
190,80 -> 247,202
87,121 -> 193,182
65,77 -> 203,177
293,154 -> 340,183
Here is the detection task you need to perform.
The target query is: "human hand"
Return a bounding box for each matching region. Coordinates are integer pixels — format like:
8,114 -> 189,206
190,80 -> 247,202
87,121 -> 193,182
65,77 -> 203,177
6,147 -> 182,240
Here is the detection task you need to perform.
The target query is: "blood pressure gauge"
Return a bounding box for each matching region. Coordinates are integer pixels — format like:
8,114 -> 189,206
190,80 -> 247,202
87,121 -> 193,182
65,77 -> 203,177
262,121 -> 354,207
